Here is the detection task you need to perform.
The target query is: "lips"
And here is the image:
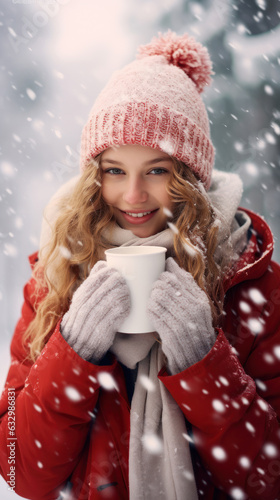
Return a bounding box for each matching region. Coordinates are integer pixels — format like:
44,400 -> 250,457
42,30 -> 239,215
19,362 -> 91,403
120,209 -> 158,225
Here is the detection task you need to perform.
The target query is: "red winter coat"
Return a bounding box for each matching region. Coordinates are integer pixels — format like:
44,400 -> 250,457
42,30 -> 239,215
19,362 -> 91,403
0,208 -> 280,500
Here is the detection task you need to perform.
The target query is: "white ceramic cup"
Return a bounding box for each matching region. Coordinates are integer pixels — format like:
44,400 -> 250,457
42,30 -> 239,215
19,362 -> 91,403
105,246 -> 167,334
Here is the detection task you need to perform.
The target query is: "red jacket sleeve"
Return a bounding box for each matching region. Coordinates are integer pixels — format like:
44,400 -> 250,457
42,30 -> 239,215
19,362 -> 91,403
159,264 -> 280,500
0,254 -> 117,500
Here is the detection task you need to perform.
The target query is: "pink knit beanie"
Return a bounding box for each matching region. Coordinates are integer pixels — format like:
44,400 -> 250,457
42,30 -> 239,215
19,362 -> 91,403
80,31 -> 215,190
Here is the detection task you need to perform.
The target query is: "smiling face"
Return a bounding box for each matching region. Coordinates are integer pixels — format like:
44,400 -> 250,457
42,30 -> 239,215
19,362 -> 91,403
100,144 -> 174,237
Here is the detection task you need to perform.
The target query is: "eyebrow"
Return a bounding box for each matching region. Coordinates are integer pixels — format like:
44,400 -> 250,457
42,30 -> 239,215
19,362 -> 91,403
101,157 -> 172,166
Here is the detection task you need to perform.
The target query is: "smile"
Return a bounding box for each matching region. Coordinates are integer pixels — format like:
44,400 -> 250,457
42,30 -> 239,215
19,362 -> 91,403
120,209 -> 158,225
125,211 -> 152,218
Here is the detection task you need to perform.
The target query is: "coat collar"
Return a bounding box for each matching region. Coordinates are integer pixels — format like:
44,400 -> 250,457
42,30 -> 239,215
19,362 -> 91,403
223,207 -> 274,293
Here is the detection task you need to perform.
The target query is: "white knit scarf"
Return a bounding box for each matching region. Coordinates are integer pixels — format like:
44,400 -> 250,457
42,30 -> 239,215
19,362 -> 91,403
109,228 -> 197,500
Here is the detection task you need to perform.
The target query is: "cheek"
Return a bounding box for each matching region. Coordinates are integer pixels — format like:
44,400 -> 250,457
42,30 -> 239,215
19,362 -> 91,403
101,182 -> 112,204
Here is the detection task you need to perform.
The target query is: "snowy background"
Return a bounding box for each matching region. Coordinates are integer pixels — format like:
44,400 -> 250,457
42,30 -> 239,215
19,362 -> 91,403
0,0 -> 280,497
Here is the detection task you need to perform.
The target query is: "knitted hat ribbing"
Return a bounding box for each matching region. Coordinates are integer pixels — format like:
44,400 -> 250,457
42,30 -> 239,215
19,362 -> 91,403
80,31 -> 215,190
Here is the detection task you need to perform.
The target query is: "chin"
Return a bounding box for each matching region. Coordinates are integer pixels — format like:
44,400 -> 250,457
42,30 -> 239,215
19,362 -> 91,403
131,227 -> 158,238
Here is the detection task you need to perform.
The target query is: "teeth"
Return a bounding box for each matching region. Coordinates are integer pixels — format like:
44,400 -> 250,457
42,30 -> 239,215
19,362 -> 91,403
126,211 -> 152,218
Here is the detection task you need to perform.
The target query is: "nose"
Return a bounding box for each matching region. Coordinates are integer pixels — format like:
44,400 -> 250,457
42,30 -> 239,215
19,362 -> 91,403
122,176 -> 148,205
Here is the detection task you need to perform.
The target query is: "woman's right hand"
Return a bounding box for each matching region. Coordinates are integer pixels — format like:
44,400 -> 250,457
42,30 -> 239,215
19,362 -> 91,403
61,261 -> 130,362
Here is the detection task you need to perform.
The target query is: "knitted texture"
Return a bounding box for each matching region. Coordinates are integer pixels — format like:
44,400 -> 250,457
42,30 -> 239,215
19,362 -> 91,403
80,31 -> 215,190
61,261 -> 130,363
147,257 -> 216,374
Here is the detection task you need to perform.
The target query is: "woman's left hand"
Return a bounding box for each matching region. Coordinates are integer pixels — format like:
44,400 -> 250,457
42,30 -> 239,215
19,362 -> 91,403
147,257 -> 217,374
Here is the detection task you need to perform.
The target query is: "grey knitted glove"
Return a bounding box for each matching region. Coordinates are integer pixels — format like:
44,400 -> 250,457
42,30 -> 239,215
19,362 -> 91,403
147,257 -> 216,374
61,261 -> 130,363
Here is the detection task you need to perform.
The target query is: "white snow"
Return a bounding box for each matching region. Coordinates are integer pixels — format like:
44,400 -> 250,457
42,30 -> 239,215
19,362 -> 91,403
141,433 -> 163,455
182,469 -> 194,481
263,443 -> 278,457
256,0 -> 267,10
219,376 -> 229,386
247,318 -> 263,334
59,246 -> 72,260
245,421 -> 255,433
1,161 -> 16,178
167,222 -> 179,234
212,446 -> 227,460
265,132 -> 276,145
239,301 -> 251,313
183,240 -> 198,258
182,432 -> 194,444
212,399 -> 226,413
33,404 -> 42,413
239,456 -> 251,468
35,440 -> 42,448
64,386 -> 83,402
263,353 -> 274,364
159,139 -> 174,157
245,162 -> 259,177
26,88 -> 37,101
97,372 -> 118,391
139,375 -> 155,392
273,345 -> 280,360
229,487 -> 246,500
271,122 -> 280,135
180,380 -> 191,391
163,207 -> 173,218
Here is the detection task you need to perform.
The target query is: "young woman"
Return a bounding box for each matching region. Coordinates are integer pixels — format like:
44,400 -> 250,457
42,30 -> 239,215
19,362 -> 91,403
0,31 -> 280,500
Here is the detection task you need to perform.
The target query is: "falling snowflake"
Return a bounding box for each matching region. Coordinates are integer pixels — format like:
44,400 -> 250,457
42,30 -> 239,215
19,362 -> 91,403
264,84 -> 273,95
248,288 -> 266,305
97,372 -> 118,391
245,162 -> 258,177
247,318 -> 263,334
64,386 -> 83,402
163,206 -> 173,218
59,246 -> 72,260
219,376 -> 229,386
182,469 -> 194,481
245,421 -> 255,433
212,446 -> 227,461
255,379 -> 267,392
263,443 -> 278,457
239,301 -> 251,313
180,380 -> 191,391
263,352 -> 274,364
273,345 -> 280,360
33,404 -> 42,413
239,456 -> 250,468
212,399 -> 226,413
167,221 -> 179,234
229,487 -> 246,500
26,88 -> 37,100
35,440 -> 42,448
139,375 -> 155,392
182,432 -> 194,444
159,139 -> 174,156
3,243 -> 18,257
1,161 -> 16,177
142,433 -> 163,455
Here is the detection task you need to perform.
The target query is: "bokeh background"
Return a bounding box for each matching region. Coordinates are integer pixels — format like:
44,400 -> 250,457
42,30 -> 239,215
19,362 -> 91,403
1,0 -> 280,497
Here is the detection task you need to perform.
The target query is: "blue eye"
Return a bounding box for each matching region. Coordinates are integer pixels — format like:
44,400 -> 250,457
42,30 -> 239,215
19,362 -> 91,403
150,168 -> 168,175
104,168 -> 123,175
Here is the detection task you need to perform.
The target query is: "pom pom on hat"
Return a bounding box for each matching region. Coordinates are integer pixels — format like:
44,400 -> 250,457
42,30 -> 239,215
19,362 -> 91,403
137,30 -> 213,94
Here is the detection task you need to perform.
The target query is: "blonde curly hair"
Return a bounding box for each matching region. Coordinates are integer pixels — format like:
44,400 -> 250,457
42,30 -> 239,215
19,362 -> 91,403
24,154 -> 230,361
